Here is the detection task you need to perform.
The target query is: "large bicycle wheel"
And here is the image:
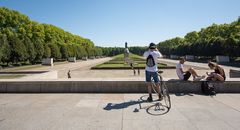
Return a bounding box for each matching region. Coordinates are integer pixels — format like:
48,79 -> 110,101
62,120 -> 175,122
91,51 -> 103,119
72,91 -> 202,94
151,78 -> 160,97
161,82 -> 171,109
151,74 -> 164,100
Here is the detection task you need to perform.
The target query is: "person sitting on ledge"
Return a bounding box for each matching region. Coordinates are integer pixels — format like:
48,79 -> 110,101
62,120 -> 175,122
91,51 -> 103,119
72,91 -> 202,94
206,62 -> 226,81
176,58 -> 205,81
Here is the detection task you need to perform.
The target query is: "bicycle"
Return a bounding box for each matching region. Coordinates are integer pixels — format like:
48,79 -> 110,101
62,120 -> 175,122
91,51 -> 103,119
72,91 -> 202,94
134,70 -> 171,115
150,70 -> 171,109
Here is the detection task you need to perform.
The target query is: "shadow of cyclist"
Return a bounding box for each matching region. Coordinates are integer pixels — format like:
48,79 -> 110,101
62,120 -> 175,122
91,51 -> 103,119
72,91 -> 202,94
103,100 -> 146,111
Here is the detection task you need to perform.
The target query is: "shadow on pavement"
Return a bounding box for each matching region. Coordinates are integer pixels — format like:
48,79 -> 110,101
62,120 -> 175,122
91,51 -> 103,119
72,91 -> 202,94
175,93 -> 194,96
103,95 -> 171,116
175,93 -> 216,97
103,100 -> 146,110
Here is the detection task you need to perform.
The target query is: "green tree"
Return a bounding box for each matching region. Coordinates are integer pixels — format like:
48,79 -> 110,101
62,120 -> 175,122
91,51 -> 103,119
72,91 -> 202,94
0,34 -> 11,64
184,31 -> 199,44
9,36 -> 27,63
60,44 -> 68,59
24,37 -> 36,64
43,44 -> 51,58
48,43 -> 61,60
33,39 -> 44,62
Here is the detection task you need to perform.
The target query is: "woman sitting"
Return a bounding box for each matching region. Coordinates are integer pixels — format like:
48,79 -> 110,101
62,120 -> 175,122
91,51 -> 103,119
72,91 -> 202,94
206,62 -> 226,81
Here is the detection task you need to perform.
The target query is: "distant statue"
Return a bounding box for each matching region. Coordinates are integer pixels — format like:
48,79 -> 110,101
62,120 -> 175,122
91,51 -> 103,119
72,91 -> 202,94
124,42 -> 130,63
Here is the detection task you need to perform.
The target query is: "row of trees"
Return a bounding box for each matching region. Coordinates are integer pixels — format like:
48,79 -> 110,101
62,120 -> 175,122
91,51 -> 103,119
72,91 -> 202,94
100,47 -> 124,56
129,46 -> 147,56
158,18 -> 240,57
100,46 -> 148,57
0,7 -> 103,65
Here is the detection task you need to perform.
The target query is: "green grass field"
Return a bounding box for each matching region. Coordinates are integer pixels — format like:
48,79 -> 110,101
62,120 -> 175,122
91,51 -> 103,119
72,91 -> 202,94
91,53 -> 175,69
0,75 -> 25,79
92,63 -> 171,69
111,53 -> 144,61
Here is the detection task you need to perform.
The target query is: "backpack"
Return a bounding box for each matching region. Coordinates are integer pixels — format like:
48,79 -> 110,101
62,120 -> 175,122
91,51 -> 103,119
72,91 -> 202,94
146,54 -> 155,67
201,81 -> 216,96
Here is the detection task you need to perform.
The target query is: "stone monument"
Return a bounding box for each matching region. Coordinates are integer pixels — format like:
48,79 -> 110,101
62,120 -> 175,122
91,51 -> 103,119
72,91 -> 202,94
42,58 -> 53,66
186,55 -> 194,61
216,55 -> 230,63
124,42 -> 130,63
68,57 -> 76,62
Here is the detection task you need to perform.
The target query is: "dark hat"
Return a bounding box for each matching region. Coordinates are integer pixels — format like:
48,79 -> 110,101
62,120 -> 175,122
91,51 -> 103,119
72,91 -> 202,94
149,43 -> 156,49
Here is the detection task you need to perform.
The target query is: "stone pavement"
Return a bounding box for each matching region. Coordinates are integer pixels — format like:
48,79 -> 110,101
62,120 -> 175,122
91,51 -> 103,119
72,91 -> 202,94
159,58 -> 240,70
158,58 -> 240,79
0,93 -> 239,130
1,57 -> 239,80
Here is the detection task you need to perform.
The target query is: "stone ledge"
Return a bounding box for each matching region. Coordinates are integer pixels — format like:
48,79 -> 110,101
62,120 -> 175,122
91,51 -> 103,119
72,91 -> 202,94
0,80 -> 240,93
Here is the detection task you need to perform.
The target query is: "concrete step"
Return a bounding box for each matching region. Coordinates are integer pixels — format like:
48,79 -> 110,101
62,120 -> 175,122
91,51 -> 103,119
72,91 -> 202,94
0,80 -> 240,93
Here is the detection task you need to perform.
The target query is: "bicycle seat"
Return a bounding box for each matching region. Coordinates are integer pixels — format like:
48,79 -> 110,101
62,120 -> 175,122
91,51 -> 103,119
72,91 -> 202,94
158,70 -> 163,74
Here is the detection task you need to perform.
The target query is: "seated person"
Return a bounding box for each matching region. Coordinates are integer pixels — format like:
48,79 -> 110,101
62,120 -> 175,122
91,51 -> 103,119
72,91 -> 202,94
206,62 -> 226,81
176,58 -> 205,81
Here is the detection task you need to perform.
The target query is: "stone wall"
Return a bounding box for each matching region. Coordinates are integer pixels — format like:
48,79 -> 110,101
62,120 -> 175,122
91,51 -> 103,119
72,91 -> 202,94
216,56 -> 230,63
82,57 -> 88,60
1,80 -> 240,93
68,57 -> 76,62
42,58 -> 53,66
186,55 -> 194,60
170,55 -> 178,59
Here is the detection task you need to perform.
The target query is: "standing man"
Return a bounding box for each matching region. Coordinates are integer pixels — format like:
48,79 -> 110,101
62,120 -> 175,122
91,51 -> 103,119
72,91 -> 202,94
143,43 -> 163,102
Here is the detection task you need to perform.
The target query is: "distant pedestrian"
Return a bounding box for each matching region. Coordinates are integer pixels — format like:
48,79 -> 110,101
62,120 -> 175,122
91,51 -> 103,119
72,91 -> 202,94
68,70 -> 71,78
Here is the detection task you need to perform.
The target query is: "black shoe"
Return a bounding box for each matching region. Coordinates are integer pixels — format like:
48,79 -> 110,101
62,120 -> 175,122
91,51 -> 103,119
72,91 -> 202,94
147,96 -> 153,102
158,94 -> 163,101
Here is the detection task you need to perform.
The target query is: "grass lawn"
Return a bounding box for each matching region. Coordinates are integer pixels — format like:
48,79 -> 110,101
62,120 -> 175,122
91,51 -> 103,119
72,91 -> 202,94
0,75 -> 25,79
91,53 -> 175,69
91,63 -> 173,69
110,53 -> 145,61
0,61 -> 69,72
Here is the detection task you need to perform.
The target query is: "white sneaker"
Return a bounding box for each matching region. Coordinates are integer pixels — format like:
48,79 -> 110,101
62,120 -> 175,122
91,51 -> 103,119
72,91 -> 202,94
194,75 -> 205,81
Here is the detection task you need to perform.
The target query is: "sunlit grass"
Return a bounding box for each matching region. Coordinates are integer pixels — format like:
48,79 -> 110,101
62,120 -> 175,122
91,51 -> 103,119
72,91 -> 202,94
0,75 -> 25,79
92,53 -> 174,69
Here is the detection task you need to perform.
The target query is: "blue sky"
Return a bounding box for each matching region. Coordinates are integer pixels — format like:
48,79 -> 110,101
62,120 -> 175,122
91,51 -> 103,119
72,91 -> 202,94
0,0 -> 239,47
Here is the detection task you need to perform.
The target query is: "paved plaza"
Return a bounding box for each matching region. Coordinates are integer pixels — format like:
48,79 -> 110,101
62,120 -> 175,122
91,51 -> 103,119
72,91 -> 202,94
3,57 -> 239,80
1,58 -> 239,129
0,93 -> 240,130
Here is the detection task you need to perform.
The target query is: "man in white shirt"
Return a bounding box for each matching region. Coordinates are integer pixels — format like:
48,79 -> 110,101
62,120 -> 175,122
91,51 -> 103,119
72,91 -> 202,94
143,43 -> 163,102
176,58 -> 205,81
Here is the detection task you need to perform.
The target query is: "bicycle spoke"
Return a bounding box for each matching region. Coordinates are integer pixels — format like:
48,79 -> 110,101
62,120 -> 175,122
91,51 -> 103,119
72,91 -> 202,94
151,73 -> 171,109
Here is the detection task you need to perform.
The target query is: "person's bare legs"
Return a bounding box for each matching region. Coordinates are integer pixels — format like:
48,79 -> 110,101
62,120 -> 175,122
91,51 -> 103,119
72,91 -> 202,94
147,82 -> 152,97
212,73 -> 225,81
188,67 -> 200,78
155,83 -> 162,100
147,82 -> 162,100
